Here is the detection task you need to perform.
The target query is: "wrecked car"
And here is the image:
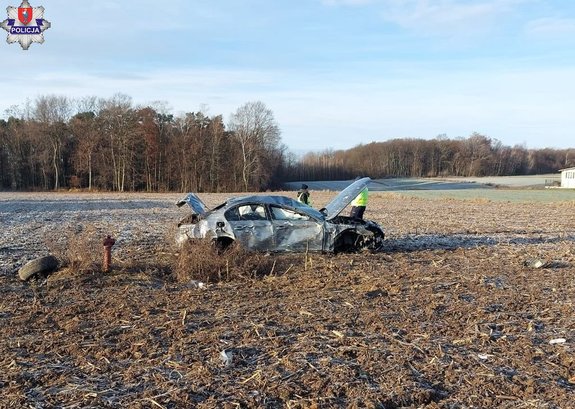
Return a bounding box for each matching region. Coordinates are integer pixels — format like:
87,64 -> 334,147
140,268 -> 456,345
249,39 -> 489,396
176,177 -> 384,253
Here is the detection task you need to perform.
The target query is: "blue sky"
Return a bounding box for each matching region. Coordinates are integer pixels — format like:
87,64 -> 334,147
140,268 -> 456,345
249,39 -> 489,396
1,0 -> 574,152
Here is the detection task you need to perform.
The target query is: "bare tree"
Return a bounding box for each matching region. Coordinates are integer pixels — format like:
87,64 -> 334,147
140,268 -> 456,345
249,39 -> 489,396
70,111 -> 100,189
97,94 -> 139,192
208,115 -> 225,191
228,101 -> 281,191
32,95 -> 71,190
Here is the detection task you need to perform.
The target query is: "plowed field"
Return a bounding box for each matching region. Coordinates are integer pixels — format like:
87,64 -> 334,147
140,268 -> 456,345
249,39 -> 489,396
1,191 -> 574,408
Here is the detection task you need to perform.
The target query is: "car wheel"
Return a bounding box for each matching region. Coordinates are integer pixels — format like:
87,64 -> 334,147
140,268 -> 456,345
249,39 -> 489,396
365,237 -> 384,252
334,232 -> 360,253
18,255 -> 59,281
363,224 -> 385,252
214,237 -> 235,253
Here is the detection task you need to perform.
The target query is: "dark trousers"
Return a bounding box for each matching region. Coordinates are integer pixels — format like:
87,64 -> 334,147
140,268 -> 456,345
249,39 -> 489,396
350,206 -> 365,220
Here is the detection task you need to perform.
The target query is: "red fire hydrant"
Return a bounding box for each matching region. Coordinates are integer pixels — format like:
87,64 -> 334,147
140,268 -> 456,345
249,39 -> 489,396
103,235 -> 116,272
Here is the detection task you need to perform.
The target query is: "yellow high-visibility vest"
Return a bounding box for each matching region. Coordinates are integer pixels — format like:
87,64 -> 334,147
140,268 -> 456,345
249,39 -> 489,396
351,188 -> 368,206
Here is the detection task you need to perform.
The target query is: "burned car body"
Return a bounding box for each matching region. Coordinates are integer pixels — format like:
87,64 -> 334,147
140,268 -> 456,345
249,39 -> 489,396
176,177 -> 384,253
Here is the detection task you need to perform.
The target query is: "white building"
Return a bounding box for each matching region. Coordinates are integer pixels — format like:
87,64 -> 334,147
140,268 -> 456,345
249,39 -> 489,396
560,167 -> 575,189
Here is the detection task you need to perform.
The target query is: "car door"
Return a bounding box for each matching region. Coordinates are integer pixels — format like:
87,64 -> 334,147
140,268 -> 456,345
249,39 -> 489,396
224,203 -> 274,250
269,205 -> 324,252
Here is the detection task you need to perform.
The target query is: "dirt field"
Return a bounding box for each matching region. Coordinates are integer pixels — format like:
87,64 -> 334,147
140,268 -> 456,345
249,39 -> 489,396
1,190 -> 574,408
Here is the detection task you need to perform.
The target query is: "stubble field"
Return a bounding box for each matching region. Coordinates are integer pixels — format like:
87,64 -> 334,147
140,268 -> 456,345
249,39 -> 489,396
1,190 -> 574,408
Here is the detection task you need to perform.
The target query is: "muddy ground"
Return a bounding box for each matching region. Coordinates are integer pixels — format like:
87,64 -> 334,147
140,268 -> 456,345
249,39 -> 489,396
1,191 -> 574,408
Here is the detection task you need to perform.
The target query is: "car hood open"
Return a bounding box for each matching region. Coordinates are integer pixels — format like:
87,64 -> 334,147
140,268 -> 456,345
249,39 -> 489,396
323,177 -> 371,220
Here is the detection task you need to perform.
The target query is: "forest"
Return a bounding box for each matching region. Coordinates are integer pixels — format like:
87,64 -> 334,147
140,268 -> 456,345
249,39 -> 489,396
1,94 -> 573,192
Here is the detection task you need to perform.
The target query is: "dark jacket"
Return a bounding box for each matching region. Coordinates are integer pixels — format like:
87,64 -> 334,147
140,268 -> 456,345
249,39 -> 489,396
297,190 -> 310,205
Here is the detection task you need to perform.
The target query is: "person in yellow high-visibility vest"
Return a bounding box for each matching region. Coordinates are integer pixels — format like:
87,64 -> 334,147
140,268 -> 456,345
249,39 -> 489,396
350,187 -> 368,219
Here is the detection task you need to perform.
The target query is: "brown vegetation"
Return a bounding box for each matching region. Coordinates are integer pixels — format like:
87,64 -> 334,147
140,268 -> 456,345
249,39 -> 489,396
1,192 -> 574,407
173,240 -> 290,284
0,96 -> 284,192
292,134 -> 575,181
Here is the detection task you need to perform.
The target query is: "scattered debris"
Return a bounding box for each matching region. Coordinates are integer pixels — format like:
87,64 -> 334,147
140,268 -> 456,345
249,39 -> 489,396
188,280 -> 205,289
549,338 -> 567,345
220,349 -> 233,367
525,258 -> 546,268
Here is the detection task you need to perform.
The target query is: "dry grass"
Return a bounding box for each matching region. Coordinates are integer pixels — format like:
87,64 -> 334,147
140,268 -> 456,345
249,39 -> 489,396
43,223 -> 302,285
173,240 -> 305,284
2,191 -> 575,408
45,224 -> 103,275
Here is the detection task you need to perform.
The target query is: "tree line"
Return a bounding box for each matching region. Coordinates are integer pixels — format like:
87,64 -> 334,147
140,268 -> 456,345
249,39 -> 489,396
285,134 -> 574,182
0,94 -> 284,192
1,94 -> 573,192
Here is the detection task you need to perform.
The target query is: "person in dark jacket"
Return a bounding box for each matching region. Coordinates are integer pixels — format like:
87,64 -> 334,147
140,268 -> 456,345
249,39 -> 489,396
297,184 -> 311,205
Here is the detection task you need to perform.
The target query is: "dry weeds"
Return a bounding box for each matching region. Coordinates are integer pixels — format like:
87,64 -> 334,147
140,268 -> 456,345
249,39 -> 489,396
45,224 -> 103,275
173,240 -> 292,284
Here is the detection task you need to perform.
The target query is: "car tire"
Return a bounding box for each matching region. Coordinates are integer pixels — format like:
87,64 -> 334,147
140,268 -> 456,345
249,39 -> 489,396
334,232 -> 360,253
18,255 -> 59,281
214,237 -> 235,253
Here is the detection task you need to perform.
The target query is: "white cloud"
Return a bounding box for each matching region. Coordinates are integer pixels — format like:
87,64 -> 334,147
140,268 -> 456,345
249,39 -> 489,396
525,17 -> 575,37
386,1 -> 502,28
0,67 -> 281,119
322,0 -> 528,36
